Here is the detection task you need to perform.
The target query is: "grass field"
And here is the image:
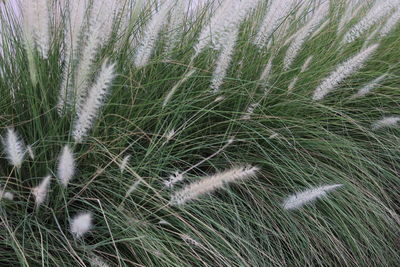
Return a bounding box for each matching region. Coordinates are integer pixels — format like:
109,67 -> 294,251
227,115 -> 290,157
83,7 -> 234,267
0,0 -> 399,266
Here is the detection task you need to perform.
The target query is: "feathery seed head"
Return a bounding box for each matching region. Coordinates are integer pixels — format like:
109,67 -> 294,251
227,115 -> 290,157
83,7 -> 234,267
312,44 -> 379,101
134,0 -> 175,67
89,255 -> 110,267
32,175 -> 51,207
210,28 -> 239,93
164,129 -> 176,141
164,0 -> 187,56
21,0 -> 51,58
119,155 -> 131,173
57,0 -> 90,115
194,0 -> 260,55
73,60 -> 116,143
343,1 -> 397,44
259,56 -> 274,89
158,219 -> 171,225
227,137 -> 235,144
164,171 -> 184,188
170,165 -> 259,205
57,145 -> 75,187
125,180 -> 142,198
70,212 -> 92,238
163,69 -> 196,107
3,128 -> 26,168
337,0 -> 366,34
283,184 -> 343,210
72,1 -> 117,107
254,0 -> 298,48
269,133 -> 279,139
351,74 -> 387,99
241,102 -> 260,120
26,145 -> 35,160
372,116 -> 400,130
2,191 -> 14,201
379,8 -> 400,37
287,77 -> 299,93
214,95 -> 226,102
301,55 -> 314,72
180,234 -> 202,247
0,186 -> 14,201
287,55 -> 314,93
283,2 -> 329,70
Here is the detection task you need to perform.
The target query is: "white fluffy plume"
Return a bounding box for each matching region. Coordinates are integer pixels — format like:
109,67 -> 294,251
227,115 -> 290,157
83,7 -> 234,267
72,61 -> 116,143
119,154 -> 131,173
241,102 -> 260,120
89,255 -> 110,267
0,186 -> 14,201
164,171 -> 184,188
259,56 -> 274,90
254,0 -> 298,48
1,191 -> 14,201
300,55 -> 314,72
57,145 -> 75,187
164,0 -> 186,56
210,28 -> 238,93
70,212 -> 92,238
73,1 -> 116,107
351,73 -> 387,99
3,128 -> 26,168
58,1 -> 116,114
163,128 -> 176,141
337,0 -> 366,34
283,184 -> 343,210
284,2 -> 328,70
194,0 -> 259,55
342,0 -> 397,44
134,0 -> 174,67
170,165 -> 259,205
57,0 -> 90,115
32,175 -> 51,207
20,0 -> 51,58
372,116 -> 400,130
379,7 -> 400,37
313,44 -> 379,101
64,0 -> 89,56
26,145 -> 35,160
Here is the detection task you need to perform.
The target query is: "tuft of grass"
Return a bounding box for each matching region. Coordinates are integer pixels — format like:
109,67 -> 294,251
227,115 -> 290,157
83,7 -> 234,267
0,0 -> 399,266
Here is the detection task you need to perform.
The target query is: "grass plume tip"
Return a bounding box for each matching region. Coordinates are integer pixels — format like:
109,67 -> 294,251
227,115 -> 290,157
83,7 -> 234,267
72,60 -> 116,143
283,184 -> 343,210
32,175 -> 51,207
170,165 -> 259,205
3,128 -> 26,169
119,155 -> 131,173
57,145 -> 75,187
70,212 -> 92,239
372,116 -> 400,130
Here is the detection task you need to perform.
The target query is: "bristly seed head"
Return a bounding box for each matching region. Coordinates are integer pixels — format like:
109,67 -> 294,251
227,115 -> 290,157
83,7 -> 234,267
283,184 -> 343,210
32,175 -> 51,207
164,171 -> 184,188
371,116 -> 400,130
3,128 -> 26,169
170,165 -> 259,205
72,60 -> 116,143
70,212 -> 92,239
57,145 -> 75,187
119,154 -> 131,173
0,186 -> 14,201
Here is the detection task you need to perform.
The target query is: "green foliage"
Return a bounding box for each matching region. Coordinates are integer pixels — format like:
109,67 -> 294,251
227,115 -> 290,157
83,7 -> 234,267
0,1 -> 399,266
